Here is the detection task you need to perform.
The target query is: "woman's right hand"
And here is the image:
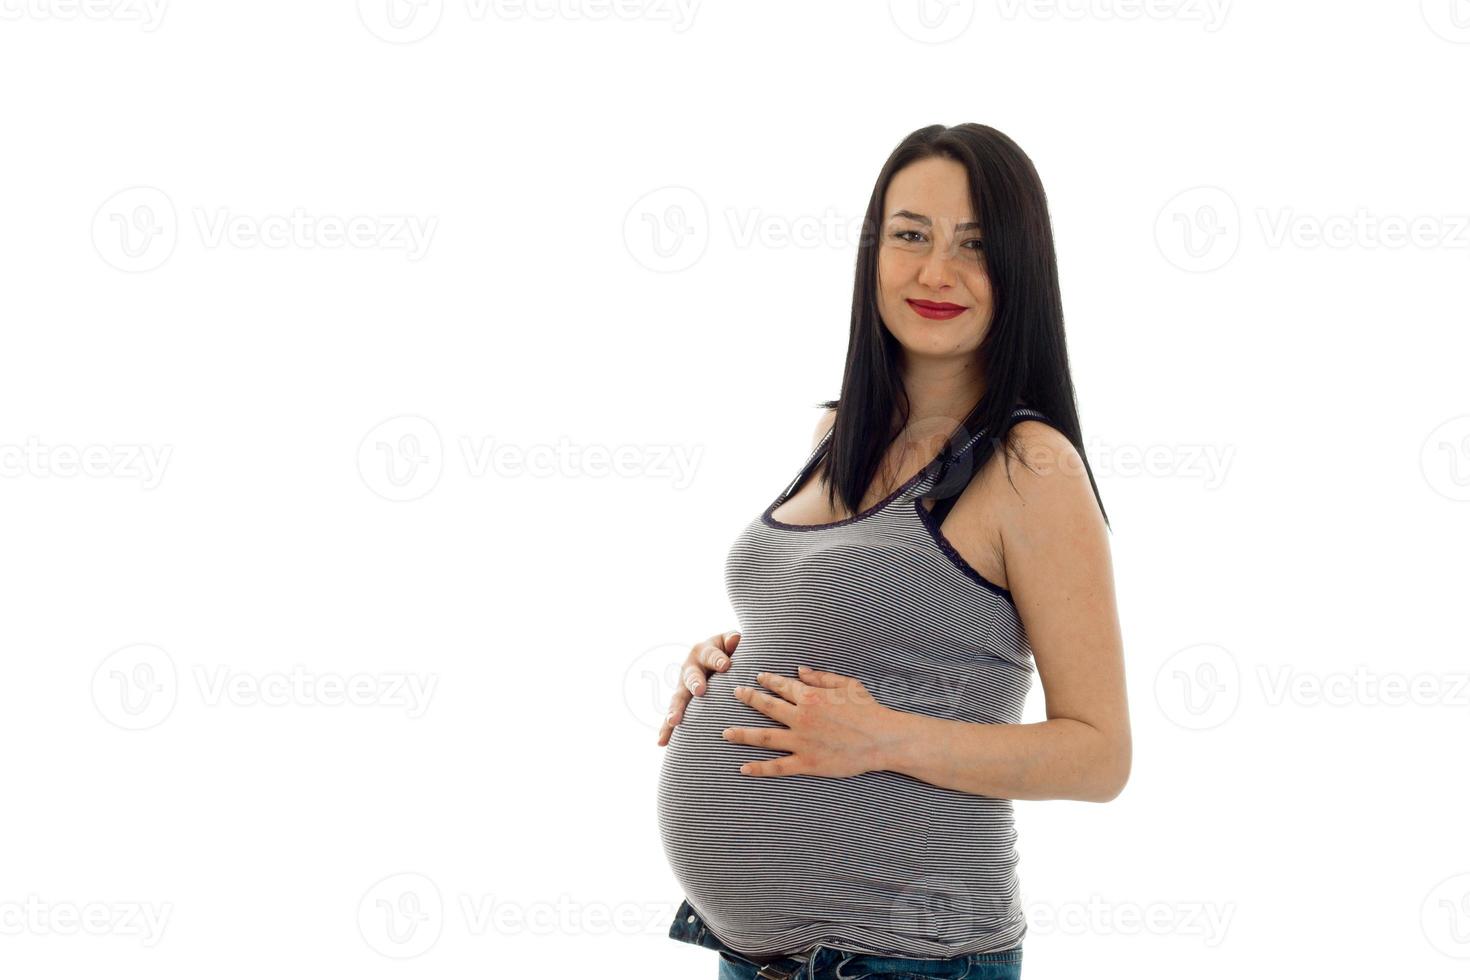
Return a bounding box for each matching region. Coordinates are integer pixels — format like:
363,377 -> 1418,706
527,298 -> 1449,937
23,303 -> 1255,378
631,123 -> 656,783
655,630 -> 741,746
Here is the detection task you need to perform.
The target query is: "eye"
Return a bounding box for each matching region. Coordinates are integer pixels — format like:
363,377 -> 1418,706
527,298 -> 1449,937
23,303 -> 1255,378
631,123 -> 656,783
963,239 -> 985,251
892,230 -> 924,244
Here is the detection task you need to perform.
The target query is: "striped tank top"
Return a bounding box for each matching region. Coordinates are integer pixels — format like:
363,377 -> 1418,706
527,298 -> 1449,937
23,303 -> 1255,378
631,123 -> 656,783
657,406 -> 1047,960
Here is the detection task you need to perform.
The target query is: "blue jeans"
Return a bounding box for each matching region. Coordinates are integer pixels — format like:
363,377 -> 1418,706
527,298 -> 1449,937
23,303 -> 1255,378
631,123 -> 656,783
669,897 -> 1023,980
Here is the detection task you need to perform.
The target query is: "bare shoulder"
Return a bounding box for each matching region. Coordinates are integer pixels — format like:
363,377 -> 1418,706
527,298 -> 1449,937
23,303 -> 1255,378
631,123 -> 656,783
997,419 -> 1103,538
809,407 -> 838,452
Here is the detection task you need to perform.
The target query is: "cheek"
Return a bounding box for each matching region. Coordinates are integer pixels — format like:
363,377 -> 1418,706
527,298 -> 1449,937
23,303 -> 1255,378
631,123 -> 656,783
877,250 -> 911,290
963,270 -> 991,304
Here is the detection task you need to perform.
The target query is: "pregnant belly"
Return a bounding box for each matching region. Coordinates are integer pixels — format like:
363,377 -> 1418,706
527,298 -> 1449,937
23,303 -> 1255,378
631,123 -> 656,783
655,655 -> 935,945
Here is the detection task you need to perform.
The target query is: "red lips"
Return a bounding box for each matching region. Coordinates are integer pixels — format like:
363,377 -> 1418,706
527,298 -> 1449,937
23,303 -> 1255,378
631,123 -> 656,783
906,298 -> 968,320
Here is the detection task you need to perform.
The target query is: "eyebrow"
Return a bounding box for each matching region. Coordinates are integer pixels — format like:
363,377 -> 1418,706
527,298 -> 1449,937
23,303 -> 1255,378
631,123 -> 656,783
889,209 -> 981,233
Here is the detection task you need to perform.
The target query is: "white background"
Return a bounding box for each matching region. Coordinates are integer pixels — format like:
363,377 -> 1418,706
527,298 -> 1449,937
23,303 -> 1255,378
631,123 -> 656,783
2,1 -> 1468,977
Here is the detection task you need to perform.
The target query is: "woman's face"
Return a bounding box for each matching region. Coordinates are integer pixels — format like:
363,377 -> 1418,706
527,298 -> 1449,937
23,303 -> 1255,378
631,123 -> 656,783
875,156 -> 993,359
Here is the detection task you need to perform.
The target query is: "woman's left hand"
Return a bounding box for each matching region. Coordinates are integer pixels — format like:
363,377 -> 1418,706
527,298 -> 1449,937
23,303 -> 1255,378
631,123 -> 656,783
722,666 -> 894,778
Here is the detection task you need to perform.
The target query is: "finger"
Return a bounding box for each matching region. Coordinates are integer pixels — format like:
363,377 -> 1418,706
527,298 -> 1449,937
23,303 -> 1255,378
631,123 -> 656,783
682,662 -> 710,696
696,637 -> 734,674
667,684 -> 693,723
795,665 -> 847,688
732,684 -> 796,726
739,755 -> 803,777
656,687 -> 693,745
752,670 -> 805,704
656,706 -> 678,745
720,629 -> 741,655
721,725 -> 797,753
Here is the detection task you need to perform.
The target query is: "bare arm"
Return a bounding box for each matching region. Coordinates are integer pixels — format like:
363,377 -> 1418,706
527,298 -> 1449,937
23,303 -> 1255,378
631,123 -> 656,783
871,422 -> 1131,802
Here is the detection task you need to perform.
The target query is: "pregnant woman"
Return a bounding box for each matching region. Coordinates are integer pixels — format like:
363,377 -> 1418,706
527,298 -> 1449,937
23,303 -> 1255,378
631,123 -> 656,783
655,123 -> 1130,980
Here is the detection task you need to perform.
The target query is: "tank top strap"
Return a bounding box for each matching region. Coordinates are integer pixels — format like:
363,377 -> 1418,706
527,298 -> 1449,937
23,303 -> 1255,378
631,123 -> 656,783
777,424 -> 836,503
949,405 -> 1053,460
920,405 -> 1055,521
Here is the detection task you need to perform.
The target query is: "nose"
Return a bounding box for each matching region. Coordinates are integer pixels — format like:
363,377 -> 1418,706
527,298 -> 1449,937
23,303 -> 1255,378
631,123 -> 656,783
917,243 -> 956,290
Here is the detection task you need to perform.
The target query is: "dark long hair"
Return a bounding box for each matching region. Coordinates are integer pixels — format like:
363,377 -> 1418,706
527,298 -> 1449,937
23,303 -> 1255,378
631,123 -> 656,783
817,123 -> 1109,529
